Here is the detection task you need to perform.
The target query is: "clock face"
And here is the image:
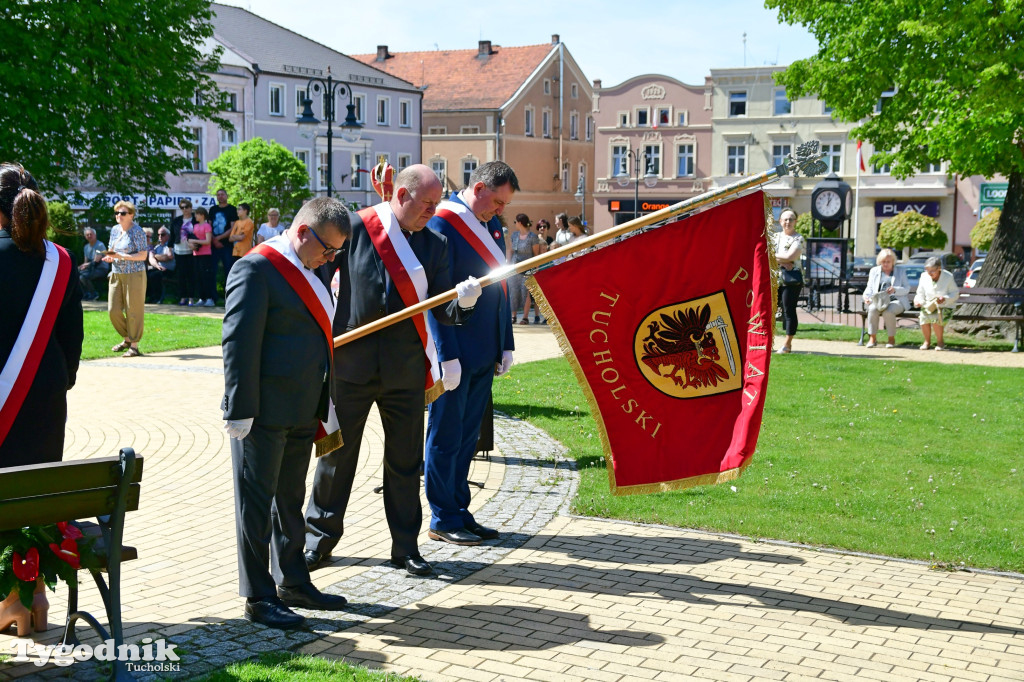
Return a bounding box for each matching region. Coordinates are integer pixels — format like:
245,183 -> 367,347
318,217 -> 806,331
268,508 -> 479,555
814,190 -> 842,218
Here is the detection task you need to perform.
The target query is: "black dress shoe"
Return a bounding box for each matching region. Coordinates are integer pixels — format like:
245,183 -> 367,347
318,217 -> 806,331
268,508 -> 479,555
277,582 -> 347,611
465,521 -> 499,540
244,597 -> 305,629
390,554 -> 433,576
427,528 -> 482,546
304,549 -> 330,571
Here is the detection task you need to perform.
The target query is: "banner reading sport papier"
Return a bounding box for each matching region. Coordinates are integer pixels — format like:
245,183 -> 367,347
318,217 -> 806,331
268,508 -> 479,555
529,191 -> 776,495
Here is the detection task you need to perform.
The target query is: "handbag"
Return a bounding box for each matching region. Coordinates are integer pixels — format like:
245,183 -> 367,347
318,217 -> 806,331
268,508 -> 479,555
780,268 -> 803,287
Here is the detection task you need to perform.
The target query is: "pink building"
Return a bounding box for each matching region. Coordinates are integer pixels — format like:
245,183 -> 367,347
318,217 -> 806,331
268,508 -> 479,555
591,75 -> 712,232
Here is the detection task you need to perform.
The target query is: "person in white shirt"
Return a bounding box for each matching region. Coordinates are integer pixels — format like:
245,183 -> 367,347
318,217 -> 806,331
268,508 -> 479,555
913,256 -> 959,351
256,207 -> 286,244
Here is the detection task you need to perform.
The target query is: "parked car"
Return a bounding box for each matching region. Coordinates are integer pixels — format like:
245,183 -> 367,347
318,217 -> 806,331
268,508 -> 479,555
907,251 -> 967,286
965,258 -> 985,288
899,263 -> 926,289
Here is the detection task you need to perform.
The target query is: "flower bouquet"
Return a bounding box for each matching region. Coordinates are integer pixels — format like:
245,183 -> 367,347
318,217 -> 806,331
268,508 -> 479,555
0,522 -> 97,608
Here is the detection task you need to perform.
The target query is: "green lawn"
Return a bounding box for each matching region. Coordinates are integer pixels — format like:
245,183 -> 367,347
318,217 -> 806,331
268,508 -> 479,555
790,321 -> 1016,351
493,355 -> 1024,573
193,653 -> 422,682
83,311 -> 222,359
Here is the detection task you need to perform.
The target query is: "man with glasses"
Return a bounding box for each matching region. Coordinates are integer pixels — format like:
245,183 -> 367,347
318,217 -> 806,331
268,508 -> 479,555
145,227 -> 175,303
221,197 -> 352,629
303,164 -> 482,577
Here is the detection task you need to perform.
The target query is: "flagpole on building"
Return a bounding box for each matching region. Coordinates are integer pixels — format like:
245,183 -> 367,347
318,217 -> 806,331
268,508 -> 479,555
853,141 -> 863,256
333,145 -> 828,349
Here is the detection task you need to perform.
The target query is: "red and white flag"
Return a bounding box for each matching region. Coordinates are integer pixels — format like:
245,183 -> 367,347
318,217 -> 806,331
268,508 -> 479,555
529,192 -> 776,495
856,140 -> 866,172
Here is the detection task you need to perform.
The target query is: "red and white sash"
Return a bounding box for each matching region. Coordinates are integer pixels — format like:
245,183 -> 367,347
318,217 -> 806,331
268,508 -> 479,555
435,199 -> 508,295
361,204 -> 444,404
0,241 -> 73,446
250,236 -> 343,457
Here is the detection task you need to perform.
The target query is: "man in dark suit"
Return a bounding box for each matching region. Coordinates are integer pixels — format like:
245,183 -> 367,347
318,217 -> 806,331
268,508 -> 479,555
222,197 -> 350,630
303,164 -> 481,577
424,161 -> 518,545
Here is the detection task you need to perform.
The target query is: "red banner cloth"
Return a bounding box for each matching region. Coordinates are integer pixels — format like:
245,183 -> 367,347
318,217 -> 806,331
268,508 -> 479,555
529,191 -> 775,495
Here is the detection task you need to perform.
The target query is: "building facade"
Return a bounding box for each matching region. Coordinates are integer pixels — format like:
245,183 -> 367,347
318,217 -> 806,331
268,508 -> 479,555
709,66 -> 970,258
354,36 -> 595,230
591,75 -> 713,232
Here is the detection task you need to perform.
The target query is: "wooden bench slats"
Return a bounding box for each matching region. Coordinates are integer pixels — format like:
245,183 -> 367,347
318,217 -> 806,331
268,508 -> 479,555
0,484 -> 141,530
0,456 -> 143,500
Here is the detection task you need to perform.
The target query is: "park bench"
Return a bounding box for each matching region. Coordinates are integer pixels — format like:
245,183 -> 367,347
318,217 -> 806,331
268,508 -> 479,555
855,286 -> 1024,352
0,448 -> 143,681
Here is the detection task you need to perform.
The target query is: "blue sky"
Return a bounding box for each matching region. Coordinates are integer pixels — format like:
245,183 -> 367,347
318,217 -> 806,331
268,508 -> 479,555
217,0 -> 820,86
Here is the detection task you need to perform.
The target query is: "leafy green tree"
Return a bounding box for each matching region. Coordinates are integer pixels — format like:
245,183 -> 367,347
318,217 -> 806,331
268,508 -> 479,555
207,139 -> 313,224
877,212 -> 947,252
46,201 -> 84,255
0,1 -> 226,195
970,209 -> 1000,253
767,0 -> 1024,302
792,211 -> 838,240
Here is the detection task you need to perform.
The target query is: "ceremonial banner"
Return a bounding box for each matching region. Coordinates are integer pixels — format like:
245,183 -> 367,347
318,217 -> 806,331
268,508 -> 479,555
529,191 -> 777,495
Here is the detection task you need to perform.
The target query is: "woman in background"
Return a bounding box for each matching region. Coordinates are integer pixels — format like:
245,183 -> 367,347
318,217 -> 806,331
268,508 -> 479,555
774,208 -> 803,354
506,213 -> 540,325
862,248 -> 909,348
102,200 -> 148,357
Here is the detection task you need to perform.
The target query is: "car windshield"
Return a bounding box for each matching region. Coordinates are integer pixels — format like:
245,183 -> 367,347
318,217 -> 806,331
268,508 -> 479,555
900,264 -> 925,286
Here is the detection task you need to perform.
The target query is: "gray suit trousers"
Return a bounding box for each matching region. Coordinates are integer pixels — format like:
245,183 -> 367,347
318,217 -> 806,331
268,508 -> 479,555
231,420 -> 316,598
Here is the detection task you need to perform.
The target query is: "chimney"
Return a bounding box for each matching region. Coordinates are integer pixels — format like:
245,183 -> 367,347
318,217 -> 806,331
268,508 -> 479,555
593,79 -> 602,89
551,34 -> 560,44
376,45 -> 391,61
478,40 -> 493,57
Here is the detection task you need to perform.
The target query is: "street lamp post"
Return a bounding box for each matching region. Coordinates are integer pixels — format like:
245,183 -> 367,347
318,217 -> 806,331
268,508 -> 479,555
296,67 -> 363,197
573,174 -> 586,226
615,148 -> 659,221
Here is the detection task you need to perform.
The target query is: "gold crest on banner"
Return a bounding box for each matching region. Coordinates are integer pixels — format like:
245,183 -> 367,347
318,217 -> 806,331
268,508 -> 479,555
633,292 -> 741,399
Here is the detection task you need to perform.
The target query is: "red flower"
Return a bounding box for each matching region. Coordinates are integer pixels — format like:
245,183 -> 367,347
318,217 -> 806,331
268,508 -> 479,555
49,539 -> 81,570
12,547 -> 39,582
57,522 -> 83,541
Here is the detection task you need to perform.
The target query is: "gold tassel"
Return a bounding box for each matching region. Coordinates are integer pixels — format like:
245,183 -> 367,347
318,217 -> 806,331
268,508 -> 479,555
424,381 -> 445,406
315,430 -> 345,458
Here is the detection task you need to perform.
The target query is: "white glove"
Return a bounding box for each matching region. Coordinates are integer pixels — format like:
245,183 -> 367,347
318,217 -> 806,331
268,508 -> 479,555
224,418 -> 253,440
455,276 -> 482,309
496,350 -> 514,376
440,359 -> 462,391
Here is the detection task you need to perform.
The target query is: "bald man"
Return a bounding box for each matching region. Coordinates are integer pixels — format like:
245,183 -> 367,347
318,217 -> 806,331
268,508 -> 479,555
304,165 -> 481,576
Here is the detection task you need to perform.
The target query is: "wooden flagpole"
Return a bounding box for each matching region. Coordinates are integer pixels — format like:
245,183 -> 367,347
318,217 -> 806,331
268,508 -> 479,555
333,161 -> 801,349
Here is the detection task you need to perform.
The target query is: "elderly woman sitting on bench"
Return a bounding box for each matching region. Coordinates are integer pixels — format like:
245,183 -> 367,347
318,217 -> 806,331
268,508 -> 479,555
862,248 -> 910,348
913,256 -> 959,351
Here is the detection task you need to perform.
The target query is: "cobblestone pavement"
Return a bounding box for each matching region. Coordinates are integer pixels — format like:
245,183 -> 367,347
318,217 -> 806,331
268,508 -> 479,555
1,325 -> 1022,681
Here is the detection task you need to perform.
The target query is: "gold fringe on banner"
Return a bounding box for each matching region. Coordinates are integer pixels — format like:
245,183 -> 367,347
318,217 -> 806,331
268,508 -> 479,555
424,381 -> 445,406
764,193 -> 780,352
315,430 -> 345,459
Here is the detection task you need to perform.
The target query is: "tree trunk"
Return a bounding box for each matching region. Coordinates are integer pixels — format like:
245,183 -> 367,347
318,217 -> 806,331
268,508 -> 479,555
949,169 -> 1024,338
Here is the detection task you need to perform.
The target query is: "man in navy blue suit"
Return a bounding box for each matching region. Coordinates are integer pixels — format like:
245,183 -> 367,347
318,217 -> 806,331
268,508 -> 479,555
425,161 -> 519,545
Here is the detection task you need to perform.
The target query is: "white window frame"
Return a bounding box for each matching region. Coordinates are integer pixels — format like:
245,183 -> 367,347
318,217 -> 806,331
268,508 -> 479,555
772,143 -> 792,168
376,96 -> 390,126
635,106 -> 650,128
618,111 -> 629,127
431,158 -> 447,184
352,94 -> 366,124
676,143 -> 695,177
317,151 -> 329,191
295,87 -> 309,115
293,148 -> 311,188
543,78 -> 551,95
822,143 -> 842,173
571,83 -> 579,99
222,91 -> 238,112
185,127 -> 204,172
643,144 -> 661,176
351,152 -> 364,189
427,126 -> 447,135
611,144 -> 628,178
462,157 -> 478,188
219,127 -> 236,156
525,106 -> 535,137
460,125 -> 481,134
399,99 -> 412,127
656,107 -> 671,127
727,145 -> 746,175
569,111 -> 579,140
269,82 -> 285,117
398,153 -> 412,170
728,91 -> 747,117
562,162 -> 569,192
773,88 -> 791,116
542,108 -> 551,138
585,115 -> 594,141
677,111 -> 687,126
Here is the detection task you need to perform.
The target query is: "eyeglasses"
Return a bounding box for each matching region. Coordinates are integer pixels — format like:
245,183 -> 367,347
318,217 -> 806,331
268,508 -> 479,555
114,211 -> 132,217
308,226 -> 342,258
